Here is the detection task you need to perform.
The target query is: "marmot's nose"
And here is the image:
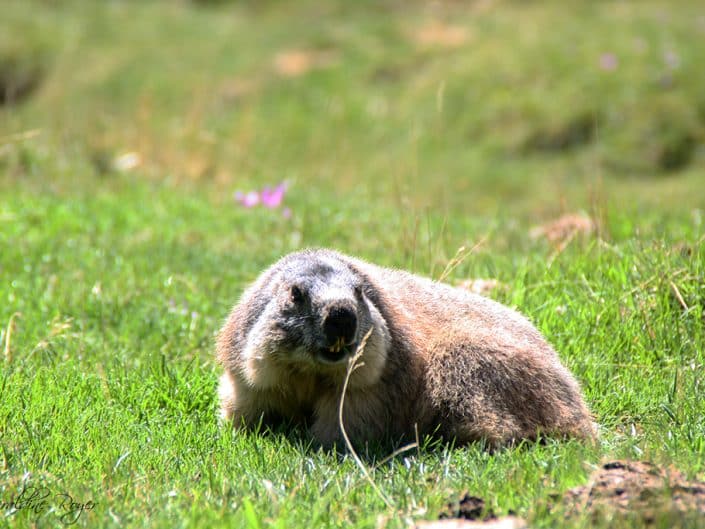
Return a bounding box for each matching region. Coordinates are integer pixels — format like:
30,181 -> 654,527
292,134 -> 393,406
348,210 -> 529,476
323,305 -> 357,346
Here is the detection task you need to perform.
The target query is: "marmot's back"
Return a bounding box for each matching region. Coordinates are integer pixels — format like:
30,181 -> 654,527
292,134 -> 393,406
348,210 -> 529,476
217,249 -> 596,448
354,260 -> 547,346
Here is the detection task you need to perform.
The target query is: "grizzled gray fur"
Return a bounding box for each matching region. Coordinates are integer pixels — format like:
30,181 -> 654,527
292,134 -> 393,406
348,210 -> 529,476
216,249 -> 596,448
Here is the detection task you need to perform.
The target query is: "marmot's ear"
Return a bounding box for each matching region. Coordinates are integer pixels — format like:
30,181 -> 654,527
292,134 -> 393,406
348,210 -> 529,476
290,284 -> 307,305
348,269 -> 379,306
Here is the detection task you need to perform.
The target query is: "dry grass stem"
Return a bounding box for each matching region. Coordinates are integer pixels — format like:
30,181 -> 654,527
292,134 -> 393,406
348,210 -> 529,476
669,281 -> 689,311
438,237 -> 487,283
3,312 -> 21,364
338,327 -> 395,510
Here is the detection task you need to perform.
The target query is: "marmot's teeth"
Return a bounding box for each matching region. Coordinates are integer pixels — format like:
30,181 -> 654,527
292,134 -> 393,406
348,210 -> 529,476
329,338 -> 345,353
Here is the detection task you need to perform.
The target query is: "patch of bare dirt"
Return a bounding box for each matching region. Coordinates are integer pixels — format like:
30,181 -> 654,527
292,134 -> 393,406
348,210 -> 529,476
421,460 -> 705,529
273,49 -> 336,78
442,494 -> 494,521
411,21 -> 469,48
562,460 -> 705,524
415,494 -> 527,529
529,213 -> 594,247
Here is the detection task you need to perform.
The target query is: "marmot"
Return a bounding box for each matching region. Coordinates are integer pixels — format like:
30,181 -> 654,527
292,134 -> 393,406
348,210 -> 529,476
216,249 -> 595,448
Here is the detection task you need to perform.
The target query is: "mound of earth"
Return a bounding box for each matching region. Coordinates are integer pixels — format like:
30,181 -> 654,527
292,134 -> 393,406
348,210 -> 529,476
441,494 -> 494,521
416,494 -> 527,528
562,460 -> 705,524
418,460 -> 705,528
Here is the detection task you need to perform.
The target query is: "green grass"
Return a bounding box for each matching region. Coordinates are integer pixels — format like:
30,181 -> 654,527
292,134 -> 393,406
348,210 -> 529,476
1,0 -> 704,527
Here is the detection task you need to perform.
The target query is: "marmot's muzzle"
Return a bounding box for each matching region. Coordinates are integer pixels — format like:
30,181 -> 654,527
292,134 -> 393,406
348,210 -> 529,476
322,304 -> 357,351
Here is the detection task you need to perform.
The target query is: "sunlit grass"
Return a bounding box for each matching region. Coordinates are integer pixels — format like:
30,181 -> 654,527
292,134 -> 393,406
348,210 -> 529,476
1,0 -> 704,528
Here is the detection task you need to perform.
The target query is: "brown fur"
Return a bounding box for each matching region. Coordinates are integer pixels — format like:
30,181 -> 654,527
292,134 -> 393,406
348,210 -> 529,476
216,249 -> 596,448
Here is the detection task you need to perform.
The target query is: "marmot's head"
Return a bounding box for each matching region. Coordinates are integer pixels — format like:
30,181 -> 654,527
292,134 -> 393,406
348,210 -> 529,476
234,250 -> 391,389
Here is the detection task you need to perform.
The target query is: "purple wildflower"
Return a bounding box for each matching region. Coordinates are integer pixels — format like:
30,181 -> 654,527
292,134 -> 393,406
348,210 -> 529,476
261,182 -> 287,209
234,182 -> 290,215
599,53 -> 618,72
234,190 -> 260,208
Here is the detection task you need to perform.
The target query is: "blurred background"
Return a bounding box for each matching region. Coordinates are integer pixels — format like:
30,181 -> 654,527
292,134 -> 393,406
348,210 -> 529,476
2,0 -> 704,253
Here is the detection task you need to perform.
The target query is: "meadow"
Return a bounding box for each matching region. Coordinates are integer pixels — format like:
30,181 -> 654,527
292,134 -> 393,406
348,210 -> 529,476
1,1 -> 704,527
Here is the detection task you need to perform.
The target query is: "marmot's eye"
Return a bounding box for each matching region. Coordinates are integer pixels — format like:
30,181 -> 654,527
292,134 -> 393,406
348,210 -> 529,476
290,285 -> 306,304
354,285 -> 363,298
